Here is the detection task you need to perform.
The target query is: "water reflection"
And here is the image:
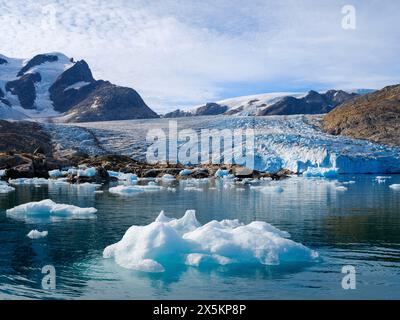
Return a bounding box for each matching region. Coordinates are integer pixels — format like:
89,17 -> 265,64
1,175 -> 400,299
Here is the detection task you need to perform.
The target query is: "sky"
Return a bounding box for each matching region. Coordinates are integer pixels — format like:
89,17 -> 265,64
0,0 -> 399,113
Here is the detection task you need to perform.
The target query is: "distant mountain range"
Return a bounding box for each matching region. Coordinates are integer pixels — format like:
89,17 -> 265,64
0,53 -> 158,122
0,52 -> 376,123
164,89 -> 371,118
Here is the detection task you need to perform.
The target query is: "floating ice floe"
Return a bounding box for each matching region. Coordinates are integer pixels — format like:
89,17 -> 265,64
184,186 -> 204,192
109,185 -> 144,196
0,169 -> 6,177
179,169 -> 193,176
103,210 -> 319,273
108,171 -> 138,184
389,184 -> 400,190
0,182 -> 15,194
109,184 -> 164,196
77,167 -> 97,177
27,230 -> 48,239
342,181 -> 356,185
6,199 -> 97,221
8,178 -> 49,185
161,174 -> 176,182
48,169 -> 66,178
335,186 -> 348,192
215,169 -> 230,178
375,176 -> 392,184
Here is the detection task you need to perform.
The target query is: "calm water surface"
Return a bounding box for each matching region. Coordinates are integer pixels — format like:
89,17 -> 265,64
0,175 -> 399,299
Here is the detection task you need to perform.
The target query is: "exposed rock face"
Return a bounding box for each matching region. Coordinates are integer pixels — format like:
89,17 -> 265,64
259,90 -> 358,116
0,120 -> 52,155
49,60 -> 95,112
17,54 -> 58,77
194,102 -> 228,116
5,73 -> 41,109
323,84 -> 400,146
163,109 -> 192,118
0,57 -> 7,65
63,81 -> 159,122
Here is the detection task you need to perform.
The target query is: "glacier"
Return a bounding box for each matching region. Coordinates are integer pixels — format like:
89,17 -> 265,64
61,115 -> 400,175
103,210 -> 318,273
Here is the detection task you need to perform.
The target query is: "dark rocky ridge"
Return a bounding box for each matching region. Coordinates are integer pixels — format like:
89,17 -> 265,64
49,60 -> 95,112
323,84 -> 400,146
259,90 -> 358,116
17,54 -> 58,77
0,58 -> 7,65
163,109 -> 192,118
194,102 -> 228,116
5,73 -> 41,109
63,81 -> 159,122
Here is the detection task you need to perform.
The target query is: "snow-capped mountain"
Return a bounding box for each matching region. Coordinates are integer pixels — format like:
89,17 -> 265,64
0,53 -> 158,122
164,90 -> 361,118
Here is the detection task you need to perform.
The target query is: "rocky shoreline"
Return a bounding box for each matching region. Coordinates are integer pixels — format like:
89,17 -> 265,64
0,152 -> 291,184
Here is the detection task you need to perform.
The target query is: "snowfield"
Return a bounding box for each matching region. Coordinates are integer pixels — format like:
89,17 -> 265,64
186,92 -> 307,116
45,115 -> 400,174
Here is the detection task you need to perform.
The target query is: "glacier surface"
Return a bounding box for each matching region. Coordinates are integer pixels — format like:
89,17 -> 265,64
61,115 -> 400,174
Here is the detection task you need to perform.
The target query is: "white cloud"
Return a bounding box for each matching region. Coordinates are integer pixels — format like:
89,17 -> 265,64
0,0 -> 399,113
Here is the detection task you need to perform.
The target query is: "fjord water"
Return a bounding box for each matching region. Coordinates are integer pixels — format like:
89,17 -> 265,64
0,176 -> 399,300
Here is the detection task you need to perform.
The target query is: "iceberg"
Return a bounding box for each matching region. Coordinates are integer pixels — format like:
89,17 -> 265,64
27,230 -> 48,239
77,167 -> 97,177
389,184 -> 400,190
6,199 -> 97,221
103,210 -> 318,273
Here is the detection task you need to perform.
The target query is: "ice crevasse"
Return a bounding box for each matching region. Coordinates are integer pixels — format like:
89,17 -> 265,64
103,210 -> 319,273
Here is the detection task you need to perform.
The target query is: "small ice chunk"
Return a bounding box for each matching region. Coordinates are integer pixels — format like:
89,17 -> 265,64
161,174 -> 176,181
179,169 -> 193,176
27,230 -> 48,239
6,199 -> 97,221
0,169 -> 6,177
184,186 -> 203,192
215,169 -> 230,178
48,169 -> 64,178
335,185 -> 348,191
77,167 -> 97,177
389,184 -> 400,190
